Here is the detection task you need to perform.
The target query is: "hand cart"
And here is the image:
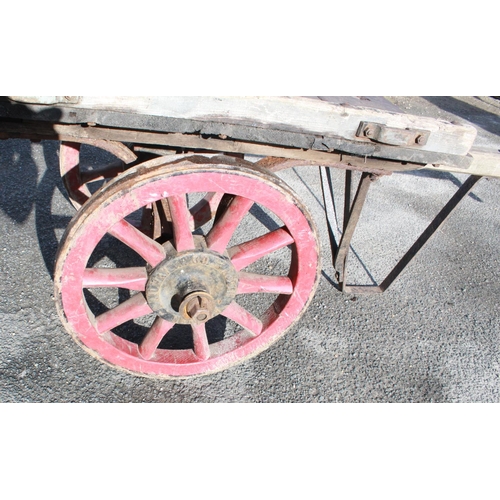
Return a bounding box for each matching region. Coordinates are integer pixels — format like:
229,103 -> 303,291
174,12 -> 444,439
1,96 -> 498,378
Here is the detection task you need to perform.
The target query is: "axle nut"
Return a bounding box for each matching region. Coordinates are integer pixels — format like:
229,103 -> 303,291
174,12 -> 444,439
181,291 -> 215,324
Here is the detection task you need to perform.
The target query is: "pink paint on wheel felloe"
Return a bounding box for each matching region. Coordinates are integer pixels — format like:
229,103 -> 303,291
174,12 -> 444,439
55,157 -> 320,378
59,140 -> 135,209
59,142 -> 91,207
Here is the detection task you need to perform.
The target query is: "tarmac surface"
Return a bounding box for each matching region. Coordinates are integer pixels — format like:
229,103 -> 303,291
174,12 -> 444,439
0,96 -> 499,402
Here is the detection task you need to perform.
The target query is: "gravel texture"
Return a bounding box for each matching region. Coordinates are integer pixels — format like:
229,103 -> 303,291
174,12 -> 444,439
0,96 -> 499,402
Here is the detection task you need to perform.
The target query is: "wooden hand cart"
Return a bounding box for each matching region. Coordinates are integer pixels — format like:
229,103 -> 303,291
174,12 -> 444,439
1,96 -> 498,378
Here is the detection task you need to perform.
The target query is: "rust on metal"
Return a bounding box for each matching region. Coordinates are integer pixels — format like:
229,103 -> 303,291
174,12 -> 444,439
321,167 -> 483,294
333,172 -> 379,288
356,121 -> 431,147
180,291 -> 216,324
145,236 -> 239,324
0,120 -> 426,175
255,156 -> 390,176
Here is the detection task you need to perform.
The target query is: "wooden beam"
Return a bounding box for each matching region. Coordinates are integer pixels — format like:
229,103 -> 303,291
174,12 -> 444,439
7,96 -> 477,156
425,149 -> 500,179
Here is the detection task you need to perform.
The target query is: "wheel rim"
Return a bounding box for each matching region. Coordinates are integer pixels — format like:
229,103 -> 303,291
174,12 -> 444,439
54,155 -> 320,377
59,141 -> 137,208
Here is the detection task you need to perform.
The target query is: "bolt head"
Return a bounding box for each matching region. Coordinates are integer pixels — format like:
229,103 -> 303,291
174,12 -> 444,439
182,292 -> 215,323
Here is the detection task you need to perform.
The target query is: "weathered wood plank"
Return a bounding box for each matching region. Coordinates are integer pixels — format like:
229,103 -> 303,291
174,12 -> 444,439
7,96 -> 477,156
310,96 -> 403,113
0,119 -> 472,171
427,149 -> 500,179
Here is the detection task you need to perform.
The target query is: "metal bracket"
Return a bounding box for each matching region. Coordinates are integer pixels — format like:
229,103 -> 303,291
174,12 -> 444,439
356,121 -> 430,147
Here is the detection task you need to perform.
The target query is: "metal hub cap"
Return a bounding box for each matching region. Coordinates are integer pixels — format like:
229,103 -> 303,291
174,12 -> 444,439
145,236 -> 238,324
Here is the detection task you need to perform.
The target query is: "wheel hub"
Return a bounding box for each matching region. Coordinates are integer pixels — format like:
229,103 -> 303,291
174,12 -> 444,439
145,236 -> 238,324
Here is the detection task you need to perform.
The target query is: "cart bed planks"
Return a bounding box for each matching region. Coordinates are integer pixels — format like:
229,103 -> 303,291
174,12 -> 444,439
7,96 -> 477,156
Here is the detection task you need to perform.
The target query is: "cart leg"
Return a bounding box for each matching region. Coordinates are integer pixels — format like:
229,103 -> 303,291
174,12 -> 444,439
368,174 -> 482,293
320,168 -> 483,294
320,169 -> 377,291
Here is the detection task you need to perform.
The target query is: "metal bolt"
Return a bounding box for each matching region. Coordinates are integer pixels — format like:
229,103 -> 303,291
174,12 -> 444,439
184,293 -> 213,323
363,126 -> 373,137
415,135 -> 425,145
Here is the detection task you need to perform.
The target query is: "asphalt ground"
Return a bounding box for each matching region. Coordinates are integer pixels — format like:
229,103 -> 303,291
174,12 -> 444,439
0,96 -> 499,403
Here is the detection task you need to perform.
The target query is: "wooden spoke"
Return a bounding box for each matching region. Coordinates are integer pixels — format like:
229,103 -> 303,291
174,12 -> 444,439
192,323 -> 211,360
206,196 -> 254,253
82,267 -> 148,291
108,219 -> 165,267
189,192 -> 224,229
139,204 -> 153,237
139,317 -> 175,360
237,272 -> 293,295
168,195 -> 195,252
221,301 -> 263,337
153,199 -> 173,240
228,228 -> 294,271
95,293 -> 153,334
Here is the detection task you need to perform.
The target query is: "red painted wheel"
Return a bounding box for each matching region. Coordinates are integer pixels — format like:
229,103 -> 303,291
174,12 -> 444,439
59,142 -> 223,238
59,140 -> 137,208
54,155 -> 320,378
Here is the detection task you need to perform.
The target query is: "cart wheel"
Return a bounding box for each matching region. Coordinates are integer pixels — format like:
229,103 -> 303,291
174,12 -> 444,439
54,155 -> 320,378
59,141 -> 137,208
59,142 -> 223,238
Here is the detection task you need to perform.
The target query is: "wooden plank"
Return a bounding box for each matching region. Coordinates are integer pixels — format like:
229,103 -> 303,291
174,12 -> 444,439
425,149 -> 500,179
0,118 -> 472,171
0,99 -> 473,168
7,96 -> 477,156
0,98 -> 317,150
311,96 -> 403,113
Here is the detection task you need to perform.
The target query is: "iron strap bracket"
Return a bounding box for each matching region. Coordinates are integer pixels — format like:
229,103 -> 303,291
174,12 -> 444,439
356,121 -> 431,147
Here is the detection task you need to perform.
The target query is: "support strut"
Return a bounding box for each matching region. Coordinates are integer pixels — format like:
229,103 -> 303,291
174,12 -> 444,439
320,167 -> 483,294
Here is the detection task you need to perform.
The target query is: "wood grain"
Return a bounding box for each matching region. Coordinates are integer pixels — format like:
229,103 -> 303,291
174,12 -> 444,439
13,96 -> 476,156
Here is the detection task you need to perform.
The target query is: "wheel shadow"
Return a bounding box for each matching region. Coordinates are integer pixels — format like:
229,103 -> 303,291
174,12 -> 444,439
36,142 -> 73,277
0,100 -> 71,279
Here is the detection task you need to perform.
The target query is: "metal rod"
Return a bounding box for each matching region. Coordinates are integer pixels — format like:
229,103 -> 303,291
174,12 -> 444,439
378,174 -> 482,291
343,174 -> 482,294
334,172 -> 376,289
343,169 -> 352,233
319,166 -> 339,258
